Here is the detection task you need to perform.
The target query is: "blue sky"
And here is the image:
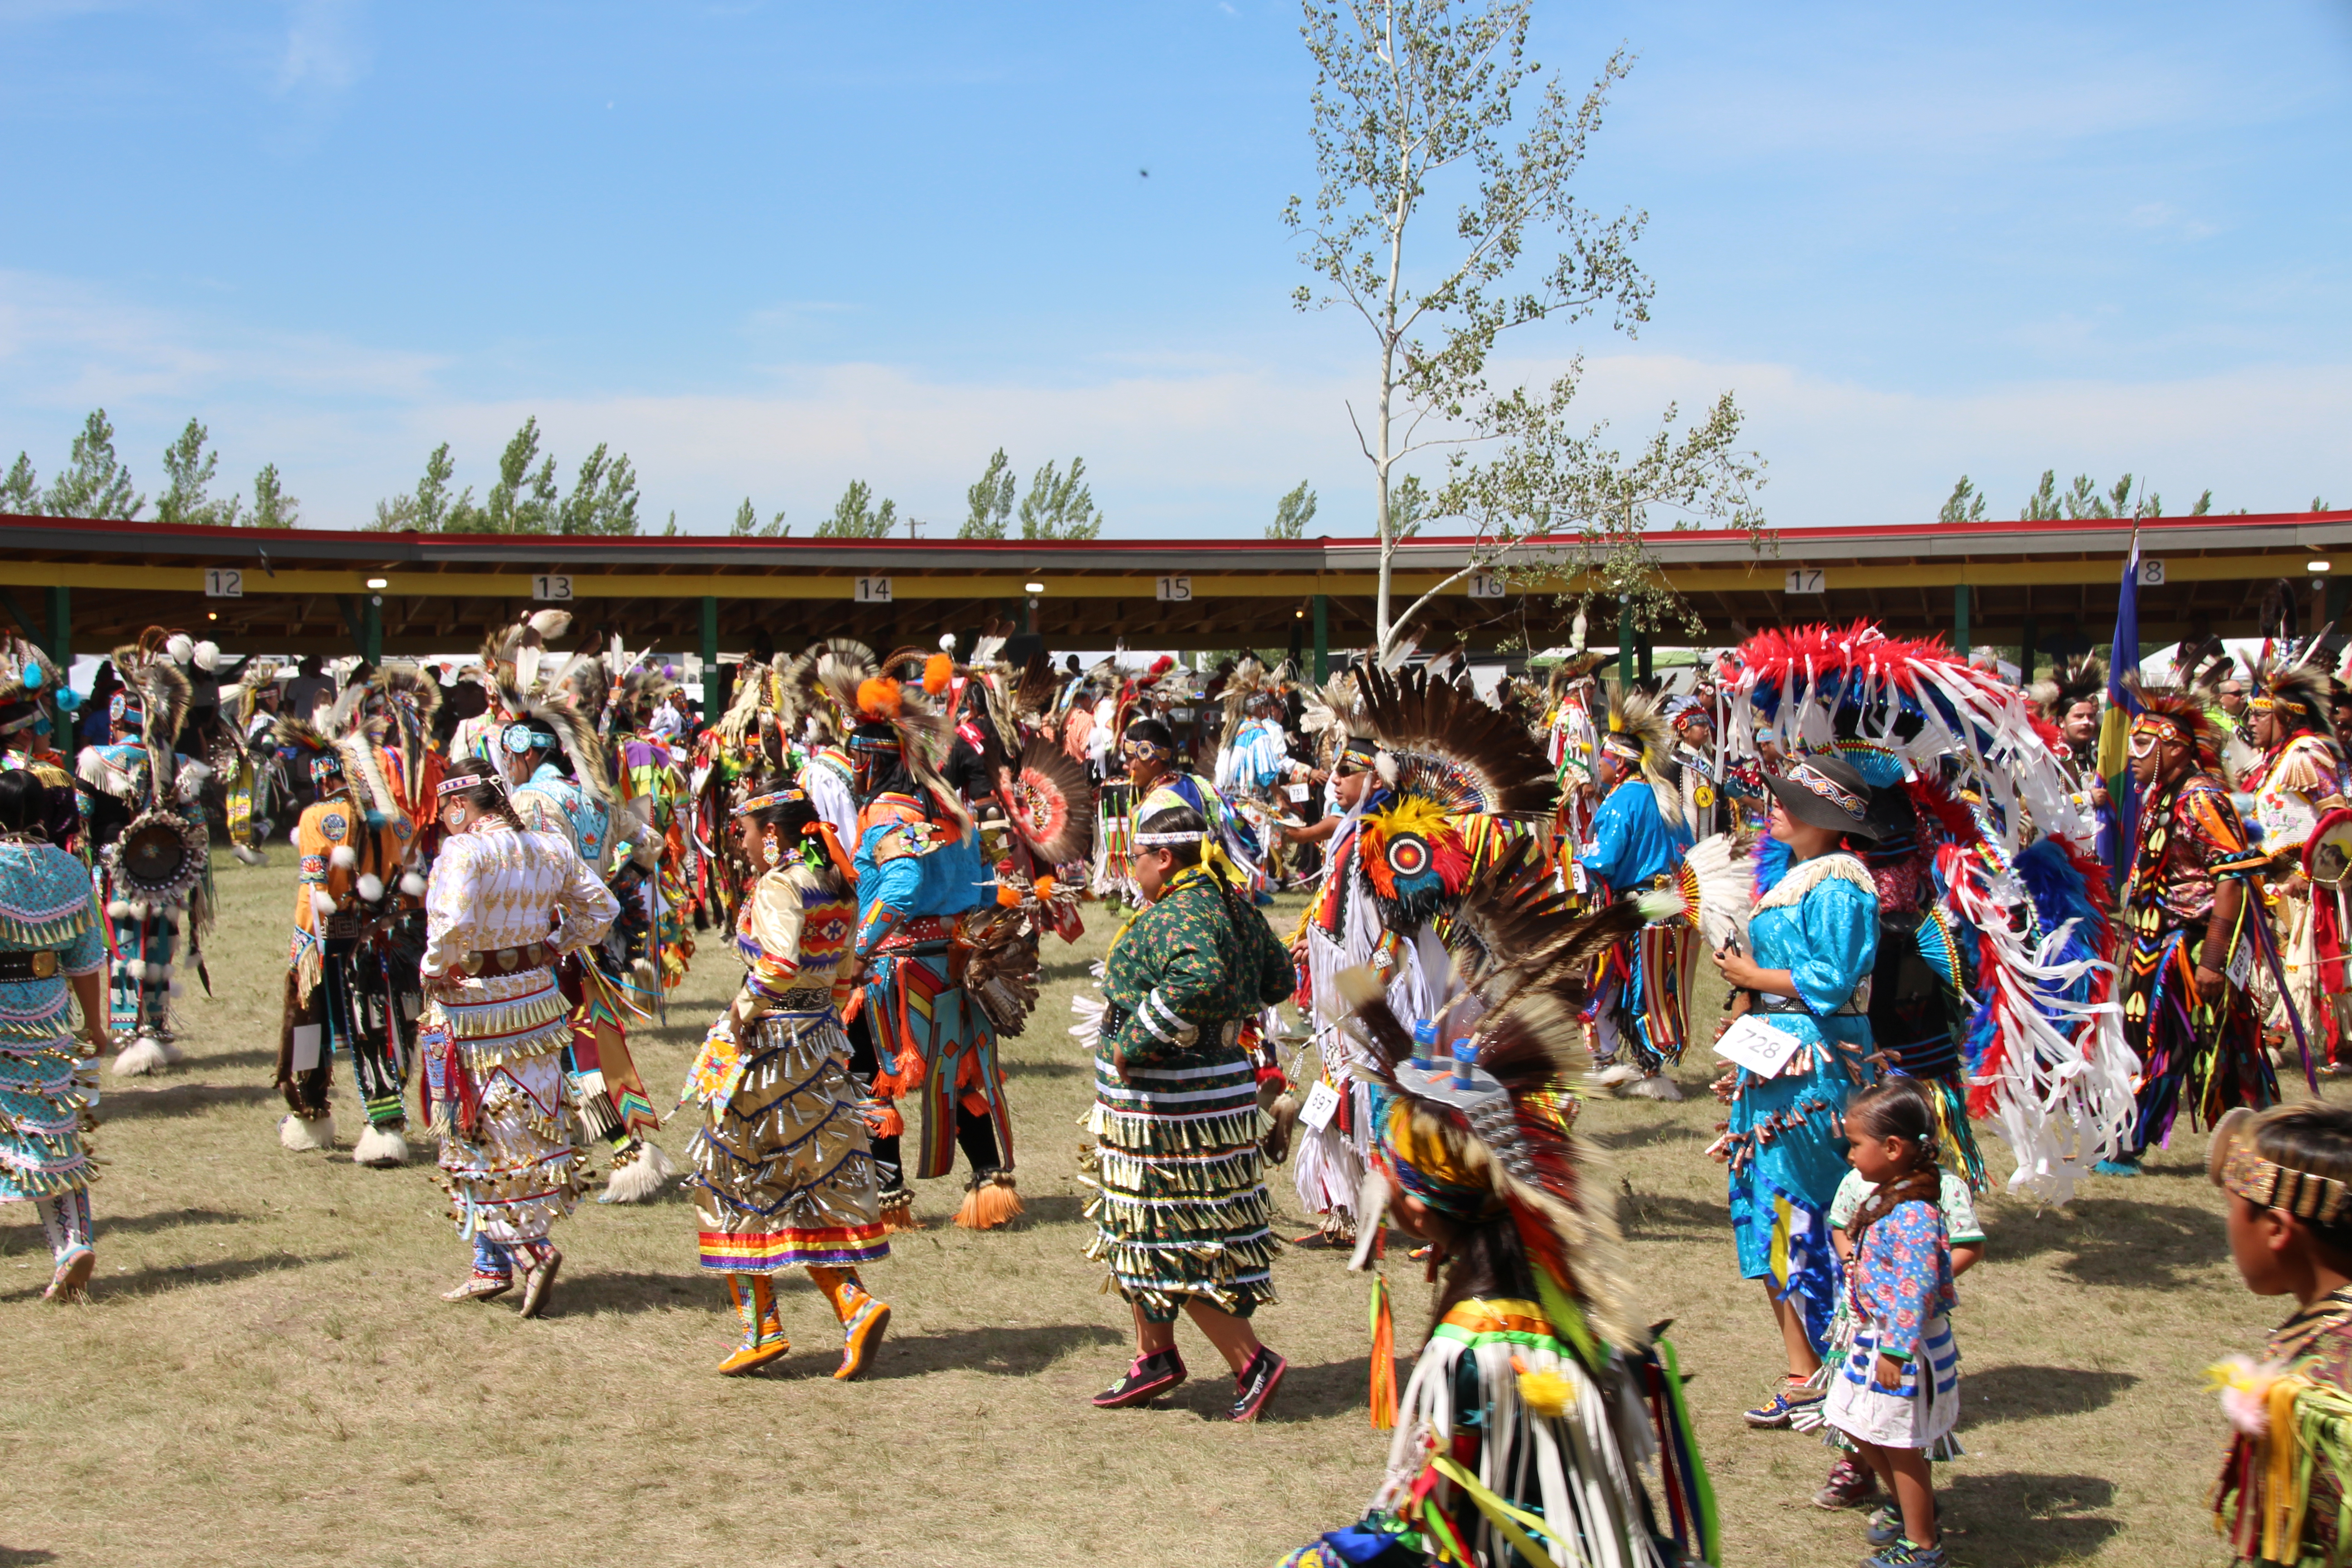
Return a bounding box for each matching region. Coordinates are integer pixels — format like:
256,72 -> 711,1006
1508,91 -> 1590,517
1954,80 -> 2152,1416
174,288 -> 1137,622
0,0 -> 2347,537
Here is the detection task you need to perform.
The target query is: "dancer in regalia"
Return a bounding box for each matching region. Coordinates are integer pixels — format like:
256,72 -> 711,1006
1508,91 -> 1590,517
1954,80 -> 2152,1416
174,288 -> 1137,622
0,769 -> 111,1302
487,630 -> 676,1203
1712,751 -> 1882,1431
1282,844 -> 1716,1568
830,652 -> 1016,1230
1582,684 -> 1695,1101
1086,791 -> 1294,1418
2103,691 -> 2279,1175
1289,666 -> 1558,1244
270,691 -> 427,1164
421,757 -> 619,1315
682,782 -> 891,1378
77,630 -> 212,1078
2241,661 -> 2348,1070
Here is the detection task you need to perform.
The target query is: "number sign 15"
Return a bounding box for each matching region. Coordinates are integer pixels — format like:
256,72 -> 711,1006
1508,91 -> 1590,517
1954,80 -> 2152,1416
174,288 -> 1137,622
1155,576 -> 1193,602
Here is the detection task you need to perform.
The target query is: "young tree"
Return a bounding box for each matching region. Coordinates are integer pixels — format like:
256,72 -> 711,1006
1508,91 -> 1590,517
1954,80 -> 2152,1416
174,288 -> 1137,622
1018,456 -> 1103,540
730,497 -> 789,537
249,463 -> 299,529
556,442 -> 640,536
961,448 -> 1017,539
2,454 -> 40,515
45,409 -> 143,519
2021,470 -> 2061,521
156,417 -> 245,526
1267,479 -> 1318,539
1938,476 -> 1988,524
816,479 -> 898,538
1287,0 -> 1758,653
484,417 -> 559,534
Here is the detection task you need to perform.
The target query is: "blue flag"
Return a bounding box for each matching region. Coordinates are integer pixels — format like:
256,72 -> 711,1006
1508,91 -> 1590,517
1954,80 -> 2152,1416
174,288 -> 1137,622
2095,538 -> 2141,878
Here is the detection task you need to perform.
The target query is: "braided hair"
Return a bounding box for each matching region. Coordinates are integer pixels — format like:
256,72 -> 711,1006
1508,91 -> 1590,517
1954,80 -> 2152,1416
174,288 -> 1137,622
1844,1075 -> 1943,1249
440,755 -> 526,832
740,776 -> 852,891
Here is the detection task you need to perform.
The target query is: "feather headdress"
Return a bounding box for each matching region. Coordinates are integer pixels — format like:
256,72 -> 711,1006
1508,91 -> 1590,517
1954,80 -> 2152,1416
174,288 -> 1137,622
1004,733 -> 1096,865
2028,653 -> 2105,725
2252,660 -> 2340,746
820,646 -> 968,832
1357,663 -> 1558,820
2130,682 -> 2224,770
353,662 -> 442,815
476,608 -> 572,696
1598,681 -> 1681,818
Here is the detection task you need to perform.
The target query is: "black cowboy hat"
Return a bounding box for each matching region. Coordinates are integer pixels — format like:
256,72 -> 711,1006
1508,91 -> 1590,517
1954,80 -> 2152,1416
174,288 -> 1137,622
1764,751 -> 1882,842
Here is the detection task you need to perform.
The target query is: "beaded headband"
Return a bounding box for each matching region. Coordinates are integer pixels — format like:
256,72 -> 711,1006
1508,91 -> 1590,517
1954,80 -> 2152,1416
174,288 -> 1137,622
1599,731 -> 1646,762
2132,713 -> 2192,746
2210,1107 -> 2352,1225
436,771 -> 506,799
2250,693 -> 2309,716
501,722 -> 556,755
1784,760 -> 1867,820
734,787 -> 807,816
1132,830 -> 1202,847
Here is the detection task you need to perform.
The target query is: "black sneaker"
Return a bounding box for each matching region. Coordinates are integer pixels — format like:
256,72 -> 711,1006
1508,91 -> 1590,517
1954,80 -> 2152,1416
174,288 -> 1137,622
1230,1347 -> 1287,1422
1093,1348 -> 1186,1409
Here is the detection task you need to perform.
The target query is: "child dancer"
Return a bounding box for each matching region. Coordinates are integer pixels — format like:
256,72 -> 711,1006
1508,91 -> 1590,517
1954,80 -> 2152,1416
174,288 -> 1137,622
2208,1103 -> 2352,1565
1823,1078 -> 1960,1568
1812,1097 -> 1987,1511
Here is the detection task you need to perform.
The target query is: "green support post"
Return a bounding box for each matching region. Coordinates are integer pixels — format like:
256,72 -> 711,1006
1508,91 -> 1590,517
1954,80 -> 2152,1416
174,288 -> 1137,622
1312,594 -> 1329,682
1637,630 -> 1653,683
44,585 -> 68,672
2019,616 -> 2038,686
701,596 -> 721,724
1617,601 -> 1634,686
363,594 -> 382,667
1953,584 -> 1971,658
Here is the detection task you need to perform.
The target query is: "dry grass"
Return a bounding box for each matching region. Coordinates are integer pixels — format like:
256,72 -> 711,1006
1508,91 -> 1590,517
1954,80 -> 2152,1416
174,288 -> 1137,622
0,851 -> 2294,1566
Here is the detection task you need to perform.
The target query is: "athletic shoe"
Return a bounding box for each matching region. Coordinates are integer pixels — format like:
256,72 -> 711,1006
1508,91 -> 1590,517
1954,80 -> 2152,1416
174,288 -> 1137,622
440,1270 -> 512,1303
517,1246 -> 562,1319
1861,1539 -> 1947,1568
2092,1156 -> 2142,1177
1864,1504 -> 1905,1547
1742,1382 -> 1824,1428
834,1290 -> 892,1381
1811,1454 -> 1878,1509
1230,1347 -> 1288,1422
1093,1349 -> 1187,1409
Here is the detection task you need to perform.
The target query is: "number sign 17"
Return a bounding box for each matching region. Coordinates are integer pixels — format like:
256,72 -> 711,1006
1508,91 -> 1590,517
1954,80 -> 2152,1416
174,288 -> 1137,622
1785,568 -> 1827,595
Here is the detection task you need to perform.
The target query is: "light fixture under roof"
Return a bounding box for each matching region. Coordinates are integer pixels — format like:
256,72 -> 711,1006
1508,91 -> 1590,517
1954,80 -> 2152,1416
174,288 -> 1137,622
1024,581 -> 1044,594
2309,561 -> 2332,573
366,576 -> 388,589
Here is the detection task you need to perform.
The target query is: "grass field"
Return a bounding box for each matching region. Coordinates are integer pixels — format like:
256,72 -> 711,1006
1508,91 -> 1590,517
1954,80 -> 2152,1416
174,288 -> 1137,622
0,850 -> 2298,1567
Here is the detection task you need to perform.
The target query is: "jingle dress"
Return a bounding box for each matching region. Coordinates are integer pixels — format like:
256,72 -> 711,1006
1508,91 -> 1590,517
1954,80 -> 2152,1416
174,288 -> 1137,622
1724,851 -> 1880,1352
1087,862 -> 1291,1320
0,837 -> 105,1263
418,822 -> 618,1249
684,857 -> 887,1272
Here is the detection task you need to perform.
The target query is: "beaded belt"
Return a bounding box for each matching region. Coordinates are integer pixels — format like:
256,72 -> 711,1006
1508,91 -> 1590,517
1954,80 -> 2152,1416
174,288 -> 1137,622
1753,994 -> 1867,1017
874,916 -> 955,952
455,941 -> 559,977
0,950 -> 59,982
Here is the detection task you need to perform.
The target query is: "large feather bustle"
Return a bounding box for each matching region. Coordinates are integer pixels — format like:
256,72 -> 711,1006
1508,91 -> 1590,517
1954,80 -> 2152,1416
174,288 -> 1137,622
1005,735 -> 1095,864
1012,649 -> 1061,726
358,663 -> 442,808
1357,663 -> 1557,819
715,655 -> 779,748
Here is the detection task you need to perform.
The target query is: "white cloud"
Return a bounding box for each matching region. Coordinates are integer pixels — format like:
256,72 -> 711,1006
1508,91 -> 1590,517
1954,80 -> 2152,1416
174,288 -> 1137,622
274,0 -> 366,98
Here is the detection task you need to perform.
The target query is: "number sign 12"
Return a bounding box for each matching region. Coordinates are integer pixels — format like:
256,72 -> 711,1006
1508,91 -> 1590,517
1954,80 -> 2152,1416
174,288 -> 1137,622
202,568 -> 243,598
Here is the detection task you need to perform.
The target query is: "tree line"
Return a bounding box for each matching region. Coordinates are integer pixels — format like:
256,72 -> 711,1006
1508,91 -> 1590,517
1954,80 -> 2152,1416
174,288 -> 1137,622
5,409 -> 299,527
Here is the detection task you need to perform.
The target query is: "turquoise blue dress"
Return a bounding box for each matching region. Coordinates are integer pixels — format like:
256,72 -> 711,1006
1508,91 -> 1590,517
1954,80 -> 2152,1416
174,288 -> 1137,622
1725,852 -> 1880,1352
0,837 -> 107,1259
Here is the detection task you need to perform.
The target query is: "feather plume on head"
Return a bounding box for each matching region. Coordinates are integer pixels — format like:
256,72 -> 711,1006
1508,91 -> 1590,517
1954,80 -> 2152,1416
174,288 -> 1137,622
1597,680 -> 1681,815
351,662 -> 442,814
2251,660 -> 2340,747
2028,653 -> 2105,726
1328,844 -> 1650,1352
2126,680 -> 2224,771
822,647 -> 968,832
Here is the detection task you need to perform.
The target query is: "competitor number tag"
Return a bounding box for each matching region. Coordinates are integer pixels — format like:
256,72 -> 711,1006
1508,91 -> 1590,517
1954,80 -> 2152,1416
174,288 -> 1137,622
290,1023 -> 323,1073
2228,939 -> 2254,992
1286,783 -> 1312,803
1299,1078 -> 1343,1132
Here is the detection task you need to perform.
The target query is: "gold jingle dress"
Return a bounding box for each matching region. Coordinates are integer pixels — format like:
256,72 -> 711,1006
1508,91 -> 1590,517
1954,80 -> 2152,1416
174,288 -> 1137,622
418,823 -> 619,1248
683,858 -> 887,1271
